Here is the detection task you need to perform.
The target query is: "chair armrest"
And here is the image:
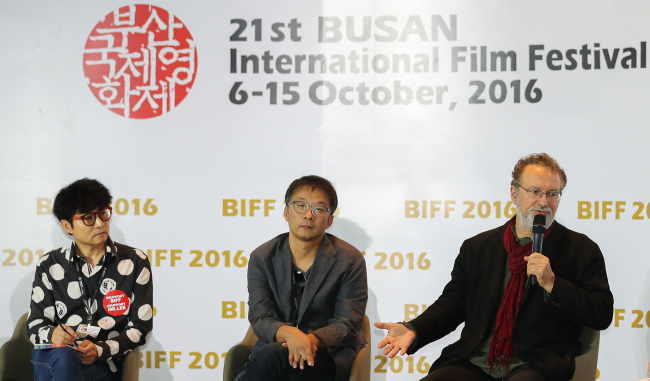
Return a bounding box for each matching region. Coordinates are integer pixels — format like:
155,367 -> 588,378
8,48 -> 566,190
223,344 -> 253,381
349,315 -> 371,381
121,346 -> 140,381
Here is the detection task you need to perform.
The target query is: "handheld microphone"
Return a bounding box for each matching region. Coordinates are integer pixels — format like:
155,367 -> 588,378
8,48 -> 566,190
531,214 -> 547,285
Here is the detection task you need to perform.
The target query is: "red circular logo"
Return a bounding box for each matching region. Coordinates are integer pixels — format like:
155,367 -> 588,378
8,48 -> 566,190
103,290 -> 130,316
83,4 -> 198,118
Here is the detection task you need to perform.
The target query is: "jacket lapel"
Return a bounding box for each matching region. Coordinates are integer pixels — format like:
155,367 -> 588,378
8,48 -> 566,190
297,235 -> 335,323
486,224 -> 510,315
272,240 -> 293,322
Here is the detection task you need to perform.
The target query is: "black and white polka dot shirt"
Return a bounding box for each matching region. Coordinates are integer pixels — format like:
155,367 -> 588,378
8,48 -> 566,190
26,237 -> 153,371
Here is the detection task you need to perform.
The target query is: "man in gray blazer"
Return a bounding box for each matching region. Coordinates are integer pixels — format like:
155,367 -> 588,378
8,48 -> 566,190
235,175 -> 368,381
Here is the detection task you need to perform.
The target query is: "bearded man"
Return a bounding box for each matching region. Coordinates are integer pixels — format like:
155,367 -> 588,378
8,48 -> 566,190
376,153 -> 613,381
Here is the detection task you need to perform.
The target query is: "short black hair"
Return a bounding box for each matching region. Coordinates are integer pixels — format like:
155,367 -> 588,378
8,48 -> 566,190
284,175 -> 338,212
53,178 -> 112,222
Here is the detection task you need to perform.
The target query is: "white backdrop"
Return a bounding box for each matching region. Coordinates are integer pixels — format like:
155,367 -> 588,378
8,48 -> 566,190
1,1 -> 649,380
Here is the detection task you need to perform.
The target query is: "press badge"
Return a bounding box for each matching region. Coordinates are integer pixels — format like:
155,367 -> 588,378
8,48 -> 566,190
76,324 -> 101,338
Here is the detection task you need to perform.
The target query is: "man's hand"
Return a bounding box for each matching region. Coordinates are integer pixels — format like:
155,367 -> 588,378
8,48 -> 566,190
307,333 -> 325,350
525,253 -> 555,293
51,323 -> 77,346
76,340 -> 99,365
276,326 -> 318,369
375,322 -> 416,358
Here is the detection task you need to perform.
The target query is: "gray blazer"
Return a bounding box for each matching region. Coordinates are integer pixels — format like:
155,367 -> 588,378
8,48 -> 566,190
247,233 -> 368,381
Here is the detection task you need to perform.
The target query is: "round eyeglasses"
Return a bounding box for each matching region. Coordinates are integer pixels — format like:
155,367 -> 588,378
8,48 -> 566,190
518,185 -> 561,201
71,207 -> 112,226
287,201 -> 331,218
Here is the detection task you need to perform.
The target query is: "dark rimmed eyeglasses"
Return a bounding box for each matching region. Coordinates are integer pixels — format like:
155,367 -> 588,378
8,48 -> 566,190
287,201 -> 331,218
71,207 -> 112,226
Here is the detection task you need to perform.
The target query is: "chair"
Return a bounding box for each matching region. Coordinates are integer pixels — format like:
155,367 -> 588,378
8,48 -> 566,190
0,312 -> 139,381
570,327 -> 600,381
223,315 -> 371,381
121,346 -> 140,381
0,313 -> 32,381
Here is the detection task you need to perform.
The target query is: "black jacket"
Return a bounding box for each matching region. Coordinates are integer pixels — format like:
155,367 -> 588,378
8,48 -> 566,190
408,219 -> 613,380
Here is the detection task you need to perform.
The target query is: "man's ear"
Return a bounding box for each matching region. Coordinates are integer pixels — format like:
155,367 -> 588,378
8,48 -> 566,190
61,220 -> 74,235
283,206 -> 288,221
510,185 -> 518,205
326,214 -> 334,229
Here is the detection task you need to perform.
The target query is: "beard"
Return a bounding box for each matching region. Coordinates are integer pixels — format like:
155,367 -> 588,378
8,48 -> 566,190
515,197 -> 554,231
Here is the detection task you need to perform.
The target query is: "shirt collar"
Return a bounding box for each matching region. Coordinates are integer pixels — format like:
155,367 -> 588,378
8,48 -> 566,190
510,224 -> 532,246
68,236 -> 117,264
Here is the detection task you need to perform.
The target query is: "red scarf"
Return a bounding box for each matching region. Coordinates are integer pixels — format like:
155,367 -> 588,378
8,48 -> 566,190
487,219 -> 553,376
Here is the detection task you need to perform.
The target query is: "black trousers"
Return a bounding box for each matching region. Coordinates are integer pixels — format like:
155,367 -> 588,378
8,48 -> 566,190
235,342 -> 336,381
421,359 -> 548,381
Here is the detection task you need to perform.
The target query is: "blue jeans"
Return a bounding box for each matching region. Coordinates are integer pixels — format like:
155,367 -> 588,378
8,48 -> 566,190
31,347 -> 121,381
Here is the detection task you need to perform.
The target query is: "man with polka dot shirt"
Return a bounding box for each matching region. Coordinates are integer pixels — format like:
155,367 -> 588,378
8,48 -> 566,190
27,178 -> 153,381
235,175 -> 368,381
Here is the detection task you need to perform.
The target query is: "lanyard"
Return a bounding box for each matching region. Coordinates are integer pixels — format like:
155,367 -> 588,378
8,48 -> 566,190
74,258 -> 108,325
291,267 -> 308,326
